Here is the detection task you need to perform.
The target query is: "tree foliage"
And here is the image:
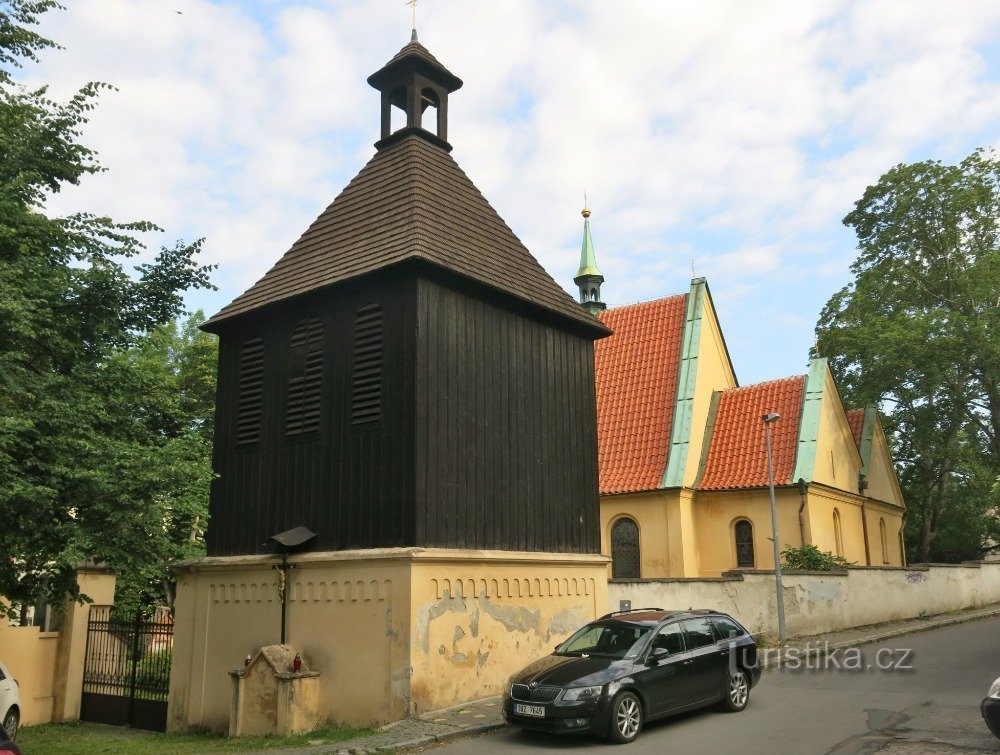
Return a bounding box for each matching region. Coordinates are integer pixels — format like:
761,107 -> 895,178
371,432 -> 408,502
0,1 -> 215,617
817,149 -> 1000,563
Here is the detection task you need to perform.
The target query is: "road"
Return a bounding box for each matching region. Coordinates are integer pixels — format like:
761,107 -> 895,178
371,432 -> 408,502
428,616 -> 1000,754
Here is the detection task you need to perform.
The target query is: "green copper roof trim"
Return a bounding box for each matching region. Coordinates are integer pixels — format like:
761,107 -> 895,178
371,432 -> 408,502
858,404 -> 877,476
575,218 -> 603,279
661,278 -> 707,489
790,357 -> 827,484
692,389 -> 722,489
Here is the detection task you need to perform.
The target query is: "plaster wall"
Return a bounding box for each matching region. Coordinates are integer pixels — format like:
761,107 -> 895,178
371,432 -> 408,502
865,424 -> 905,508
609,562 -> 1000,638
694,489 -> 804,576
407,552 -> 608,713
600,492 -> 671,578
168,549 -> 609,733
806,488 -> 872,566
0,624 -> 58,725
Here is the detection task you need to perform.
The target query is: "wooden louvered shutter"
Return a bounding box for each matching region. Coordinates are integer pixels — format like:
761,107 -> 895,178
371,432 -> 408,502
236,338 -> 264,447
286,318 -> 324,438
351,304 -> 383,426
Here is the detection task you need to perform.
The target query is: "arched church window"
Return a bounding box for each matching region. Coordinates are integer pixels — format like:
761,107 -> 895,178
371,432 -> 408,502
833,508 -> 844,558
611,518 -> 640,579
286,318 -> 323,438
734,519 -> 755,568
236,337 -> 264,447
880,518 -> 888,563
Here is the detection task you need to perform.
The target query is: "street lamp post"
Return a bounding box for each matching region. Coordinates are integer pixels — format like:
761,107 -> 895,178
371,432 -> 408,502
762,413 -> 787,647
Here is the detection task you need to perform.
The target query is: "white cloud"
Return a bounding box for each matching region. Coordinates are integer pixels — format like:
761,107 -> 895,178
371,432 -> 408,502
21,0 -> 1000,383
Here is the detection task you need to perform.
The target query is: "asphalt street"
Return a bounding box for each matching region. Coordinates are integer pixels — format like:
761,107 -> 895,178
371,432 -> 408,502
427,615 -> 1000,754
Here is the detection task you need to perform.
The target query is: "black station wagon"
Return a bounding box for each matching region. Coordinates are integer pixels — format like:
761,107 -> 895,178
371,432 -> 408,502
503,608 -> 761,744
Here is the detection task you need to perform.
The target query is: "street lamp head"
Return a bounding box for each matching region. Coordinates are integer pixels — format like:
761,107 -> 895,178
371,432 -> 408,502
762,413 -> 780,423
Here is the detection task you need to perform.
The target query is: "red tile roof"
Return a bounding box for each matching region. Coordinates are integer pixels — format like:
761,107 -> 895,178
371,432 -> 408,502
846,408 -> 865,446
595,295 -> 688,495
698,375 -> 806,490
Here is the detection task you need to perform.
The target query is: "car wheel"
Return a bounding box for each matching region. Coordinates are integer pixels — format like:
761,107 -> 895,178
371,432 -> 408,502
608,691 -> 642,744
2,708 -> 18,741
721,668 -> 750,712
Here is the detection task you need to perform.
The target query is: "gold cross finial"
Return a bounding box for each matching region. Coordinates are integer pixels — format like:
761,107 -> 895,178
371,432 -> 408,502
406,0 -> 417,30
582,190 -> 591,218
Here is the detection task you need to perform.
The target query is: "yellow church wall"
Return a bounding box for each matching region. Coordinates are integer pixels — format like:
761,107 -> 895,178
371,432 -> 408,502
805,486 -> 870,565
811,367 -> 863,491
600,491 -> 673,578
864,501 -> 905,566
865,421 -> 906,509
681,290 -> 738,488
693,488 -> 805,576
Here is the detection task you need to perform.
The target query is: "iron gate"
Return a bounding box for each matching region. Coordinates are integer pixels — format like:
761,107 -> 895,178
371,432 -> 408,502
80,606 -> 173,732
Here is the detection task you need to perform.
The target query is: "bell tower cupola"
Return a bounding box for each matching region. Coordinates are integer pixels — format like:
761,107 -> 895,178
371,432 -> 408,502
574,202 -> 606,316
367,30 -> 463,153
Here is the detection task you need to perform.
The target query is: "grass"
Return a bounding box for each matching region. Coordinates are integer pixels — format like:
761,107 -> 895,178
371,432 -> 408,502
17,720 -> 376,754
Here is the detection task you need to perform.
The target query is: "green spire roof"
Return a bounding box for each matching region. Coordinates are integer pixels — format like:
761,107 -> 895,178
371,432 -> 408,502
576,213 -> 603,279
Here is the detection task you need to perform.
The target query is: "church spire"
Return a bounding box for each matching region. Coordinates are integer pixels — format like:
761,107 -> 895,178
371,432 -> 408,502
574,200 -> 606,316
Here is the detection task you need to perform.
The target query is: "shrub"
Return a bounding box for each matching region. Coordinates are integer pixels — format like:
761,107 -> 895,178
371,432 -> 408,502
781,544 -> 851,571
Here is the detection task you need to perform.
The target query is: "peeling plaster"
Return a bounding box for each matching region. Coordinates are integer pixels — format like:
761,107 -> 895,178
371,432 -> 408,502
414,593 -> 466,653
449,653 -> 469,664
476,595 -> 541,635
470,607 -> 480,638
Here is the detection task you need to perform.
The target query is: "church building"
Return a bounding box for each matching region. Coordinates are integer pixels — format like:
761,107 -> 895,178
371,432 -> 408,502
574,213 -> 907,579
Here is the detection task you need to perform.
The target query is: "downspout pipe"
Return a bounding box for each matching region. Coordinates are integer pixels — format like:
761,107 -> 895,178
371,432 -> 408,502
796,478 -> 808,546
859,474 -> 871,566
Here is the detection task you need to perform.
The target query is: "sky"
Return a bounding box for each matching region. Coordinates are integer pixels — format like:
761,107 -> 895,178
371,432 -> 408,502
22,0 -> 1000,385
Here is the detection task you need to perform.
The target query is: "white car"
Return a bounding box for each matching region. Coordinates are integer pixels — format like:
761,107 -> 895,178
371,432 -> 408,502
0,660 -> 19,741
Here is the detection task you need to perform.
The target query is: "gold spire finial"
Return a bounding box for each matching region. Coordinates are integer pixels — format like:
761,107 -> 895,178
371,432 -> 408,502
406,0 -> 417,31
582,190 -> 591,219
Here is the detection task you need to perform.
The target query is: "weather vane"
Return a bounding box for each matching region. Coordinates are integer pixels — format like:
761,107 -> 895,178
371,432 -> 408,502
406,0 -> 417,30
691,258 -> 696,278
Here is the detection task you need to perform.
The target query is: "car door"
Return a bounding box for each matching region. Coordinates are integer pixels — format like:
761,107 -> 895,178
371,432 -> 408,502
680,617 -> 729,702
633,622 -> 695,716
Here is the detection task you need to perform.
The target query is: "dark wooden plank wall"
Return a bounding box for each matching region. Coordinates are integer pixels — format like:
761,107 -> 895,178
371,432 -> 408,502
206,274 -> 417,556
414,276 -> 601,554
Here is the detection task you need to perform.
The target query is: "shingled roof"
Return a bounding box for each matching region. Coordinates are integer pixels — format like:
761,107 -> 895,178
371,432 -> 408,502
697,376 -> 806,490
594,295 -> 688,495
203,134 -> 607,332
846,408 -> 866,446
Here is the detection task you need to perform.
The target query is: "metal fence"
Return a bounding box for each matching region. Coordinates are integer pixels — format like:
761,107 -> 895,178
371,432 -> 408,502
80,606 -> 173,731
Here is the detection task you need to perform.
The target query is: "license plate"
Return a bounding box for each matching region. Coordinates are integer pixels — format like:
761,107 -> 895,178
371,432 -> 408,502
514,703 -> 545,718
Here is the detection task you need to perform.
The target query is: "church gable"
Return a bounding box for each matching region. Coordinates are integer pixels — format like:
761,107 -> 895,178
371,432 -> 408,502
662,279 -> 738,489
808,363 -> 864,491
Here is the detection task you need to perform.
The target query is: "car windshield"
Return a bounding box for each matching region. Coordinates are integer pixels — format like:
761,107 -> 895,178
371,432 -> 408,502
555,620 -> 653,659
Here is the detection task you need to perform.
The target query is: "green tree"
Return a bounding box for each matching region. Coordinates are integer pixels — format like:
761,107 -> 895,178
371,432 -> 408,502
105,314 -> 217,616
817,149 -> 1000,563
0,1 -> 215,617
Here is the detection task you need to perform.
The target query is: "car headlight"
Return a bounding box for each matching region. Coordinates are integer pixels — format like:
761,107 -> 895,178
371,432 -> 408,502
988,677 -> 1000,700
561,686 -> 602,702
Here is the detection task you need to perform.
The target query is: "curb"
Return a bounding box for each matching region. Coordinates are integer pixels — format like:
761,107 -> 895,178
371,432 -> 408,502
761,606 -> 1000,670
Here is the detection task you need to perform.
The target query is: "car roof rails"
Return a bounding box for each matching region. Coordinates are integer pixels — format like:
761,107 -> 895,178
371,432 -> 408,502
599,607 -> 666,620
